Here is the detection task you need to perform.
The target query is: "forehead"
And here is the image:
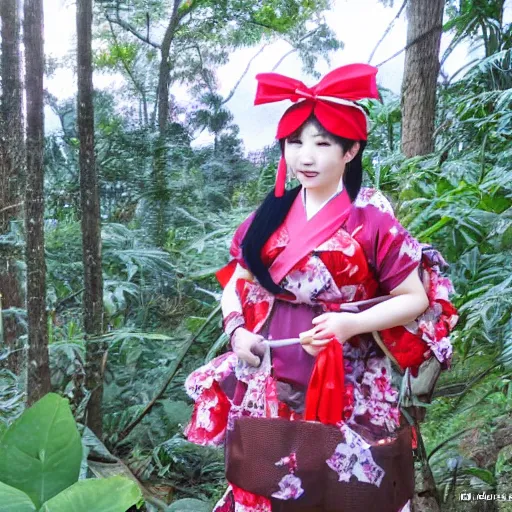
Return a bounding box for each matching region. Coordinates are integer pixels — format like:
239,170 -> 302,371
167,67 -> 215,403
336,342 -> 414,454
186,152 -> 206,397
290,121 -> 330,138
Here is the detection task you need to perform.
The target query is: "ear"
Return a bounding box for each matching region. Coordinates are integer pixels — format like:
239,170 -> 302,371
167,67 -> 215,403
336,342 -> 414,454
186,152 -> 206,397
344,141 -> 360,163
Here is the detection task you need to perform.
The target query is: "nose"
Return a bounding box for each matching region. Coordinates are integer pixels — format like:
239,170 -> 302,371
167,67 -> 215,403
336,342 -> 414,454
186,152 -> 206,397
298,145 -> 315,167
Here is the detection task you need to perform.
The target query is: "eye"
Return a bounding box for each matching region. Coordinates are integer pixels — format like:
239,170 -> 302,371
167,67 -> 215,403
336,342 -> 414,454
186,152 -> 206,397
288,138 -> 302,145
317,141 -> 331,147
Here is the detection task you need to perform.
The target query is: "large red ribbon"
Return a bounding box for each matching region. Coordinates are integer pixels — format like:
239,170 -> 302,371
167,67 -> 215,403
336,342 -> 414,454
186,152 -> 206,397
254,63 -> 379,141
304,339 -> 345,425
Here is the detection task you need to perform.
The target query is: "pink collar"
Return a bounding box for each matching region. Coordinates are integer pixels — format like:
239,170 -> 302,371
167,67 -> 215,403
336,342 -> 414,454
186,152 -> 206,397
269,188 -> 353,285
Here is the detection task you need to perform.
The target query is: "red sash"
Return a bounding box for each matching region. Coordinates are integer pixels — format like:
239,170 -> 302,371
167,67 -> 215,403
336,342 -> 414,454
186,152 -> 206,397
304,340 -> 345,425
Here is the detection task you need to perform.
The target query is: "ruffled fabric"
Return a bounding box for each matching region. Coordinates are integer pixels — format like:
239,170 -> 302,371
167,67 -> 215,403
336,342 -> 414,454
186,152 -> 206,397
379,245 -> 459,374
186,353 -> 400,511
188,188 -> 457,511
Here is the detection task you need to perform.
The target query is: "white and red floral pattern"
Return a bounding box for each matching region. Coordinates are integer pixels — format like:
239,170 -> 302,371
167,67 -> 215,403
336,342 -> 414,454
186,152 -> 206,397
271,453 -> 304,500
212,485 -> 272,512
271,473 -> 305,500
353,358 -> 401,432
185,352 -> 237,401
327,423 -> 385,487
354,188 -> 395,215
186,187 -> 457,512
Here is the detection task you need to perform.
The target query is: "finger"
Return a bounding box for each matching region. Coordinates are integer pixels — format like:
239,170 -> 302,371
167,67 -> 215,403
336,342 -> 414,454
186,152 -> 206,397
299,327 -> 317,338
312,314 -> 329,325
310,338 -> 332,347
312,329 -> 332,340
250,342 -> 267,359
303,344 -> 327,356
240,351 -> 261,367
302,344 -> 319,356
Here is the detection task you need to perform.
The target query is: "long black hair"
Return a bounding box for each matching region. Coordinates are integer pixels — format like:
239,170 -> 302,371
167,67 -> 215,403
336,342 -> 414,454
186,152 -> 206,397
242,114 -> 366,294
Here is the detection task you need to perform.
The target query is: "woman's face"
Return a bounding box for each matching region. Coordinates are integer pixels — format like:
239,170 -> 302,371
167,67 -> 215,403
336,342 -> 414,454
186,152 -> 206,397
284,123 -> 355,197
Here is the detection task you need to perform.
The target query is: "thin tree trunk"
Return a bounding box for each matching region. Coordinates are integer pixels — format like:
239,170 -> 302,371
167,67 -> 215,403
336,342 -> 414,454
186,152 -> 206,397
156,0 -> 179,135
401,0 -> 444,158
0,0 -> 25,375
24,0 -> 51,405
77,0 -> 105,438
401,2 -> 445,509
150,0 -> 180,247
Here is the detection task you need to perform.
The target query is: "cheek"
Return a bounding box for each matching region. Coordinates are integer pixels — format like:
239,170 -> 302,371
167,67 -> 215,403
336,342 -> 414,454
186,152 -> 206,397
322,154 -> 344,177
284,149 -> 296,167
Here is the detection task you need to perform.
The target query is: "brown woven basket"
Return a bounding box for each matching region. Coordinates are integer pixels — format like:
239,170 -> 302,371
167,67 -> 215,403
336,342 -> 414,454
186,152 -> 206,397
226,417 -> 414,512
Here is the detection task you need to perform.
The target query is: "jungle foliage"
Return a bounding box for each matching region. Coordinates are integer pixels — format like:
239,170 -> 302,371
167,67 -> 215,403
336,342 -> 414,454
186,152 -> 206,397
0,0 -> 511,510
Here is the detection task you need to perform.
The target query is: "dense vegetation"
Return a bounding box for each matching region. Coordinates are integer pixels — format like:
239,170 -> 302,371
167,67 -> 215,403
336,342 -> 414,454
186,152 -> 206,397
0,0 -> 511,510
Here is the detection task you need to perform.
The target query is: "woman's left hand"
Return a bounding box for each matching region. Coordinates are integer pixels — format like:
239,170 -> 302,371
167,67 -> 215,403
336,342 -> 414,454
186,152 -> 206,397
309,312 -> 360,346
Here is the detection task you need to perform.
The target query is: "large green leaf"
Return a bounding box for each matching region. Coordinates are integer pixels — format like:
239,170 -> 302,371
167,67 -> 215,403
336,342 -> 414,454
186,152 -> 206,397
0,393 -> 82,508
0,481 -> 36,512
40,476 -> 143,512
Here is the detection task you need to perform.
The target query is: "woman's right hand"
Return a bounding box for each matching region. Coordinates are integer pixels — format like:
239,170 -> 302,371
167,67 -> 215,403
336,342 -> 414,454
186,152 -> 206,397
231,327 -> 265,367
299,327 -> 326,357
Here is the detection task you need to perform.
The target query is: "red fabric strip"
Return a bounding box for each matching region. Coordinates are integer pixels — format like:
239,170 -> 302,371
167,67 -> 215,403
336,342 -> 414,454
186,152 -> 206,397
304,340 -> 345,425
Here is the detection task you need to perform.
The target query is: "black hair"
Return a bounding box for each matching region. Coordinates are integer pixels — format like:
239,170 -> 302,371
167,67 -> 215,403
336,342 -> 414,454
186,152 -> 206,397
242,113 -> 366,294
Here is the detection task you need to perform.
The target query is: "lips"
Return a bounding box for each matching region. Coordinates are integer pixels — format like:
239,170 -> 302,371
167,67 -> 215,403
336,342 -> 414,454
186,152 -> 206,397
299,170 -> 319,178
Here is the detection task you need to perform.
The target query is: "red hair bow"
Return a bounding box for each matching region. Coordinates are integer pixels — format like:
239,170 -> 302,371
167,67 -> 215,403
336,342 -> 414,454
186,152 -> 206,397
255,63 -> 379,141
254,64 -> 379,196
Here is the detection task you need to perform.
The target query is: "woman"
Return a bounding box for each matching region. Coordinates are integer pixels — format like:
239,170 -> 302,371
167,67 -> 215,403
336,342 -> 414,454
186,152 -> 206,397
185,64 -> 456,512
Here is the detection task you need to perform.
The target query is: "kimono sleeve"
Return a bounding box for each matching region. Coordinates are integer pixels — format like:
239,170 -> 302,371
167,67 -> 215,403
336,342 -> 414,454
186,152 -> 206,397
215,212 -> 255,287
368,206 -> 422,294
229,213 -> 255,267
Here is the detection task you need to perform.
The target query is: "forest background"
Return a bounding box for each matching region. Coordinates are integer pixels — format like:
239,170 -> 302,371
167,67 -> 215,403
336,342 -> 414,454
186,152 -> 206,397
0,0 -> 511,511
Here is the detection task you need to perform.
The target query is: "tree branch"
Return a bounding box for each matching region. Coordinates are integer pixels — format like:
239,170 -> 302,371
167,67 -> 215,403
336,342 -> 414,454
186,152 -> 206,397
374,22 -> 444,68
104,3 -> 160,49
115,304 -> 221,444
157,0 -> 181,132
222,44 -> 269,104
368,0 -> 408,64
272,48 -> 296,72
0,202 -> 24,215
107,19 -> 148,125
55,287 -> 85,313
271,27 -> 321,72
193,43 -> 215,95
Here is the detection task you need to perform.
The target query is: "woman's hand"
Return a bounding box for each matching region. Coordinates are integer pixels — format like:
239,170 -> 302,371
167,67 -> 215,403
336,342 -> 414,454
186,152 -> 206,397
300,312 -> 359,355
231,327 -> 265,367
312,311 -> 359,344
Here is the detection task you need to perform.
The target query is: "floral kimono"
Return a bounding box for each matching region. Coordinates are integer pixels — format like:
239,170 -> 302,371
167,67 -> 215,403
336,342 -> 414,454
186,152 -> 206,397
185,187 -> 457,512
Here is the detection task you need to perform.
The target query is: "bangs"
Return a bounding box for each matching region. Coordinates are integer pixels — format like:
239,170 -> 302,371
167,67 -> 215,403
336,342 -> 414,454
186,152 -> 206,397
286,115 -> 337,142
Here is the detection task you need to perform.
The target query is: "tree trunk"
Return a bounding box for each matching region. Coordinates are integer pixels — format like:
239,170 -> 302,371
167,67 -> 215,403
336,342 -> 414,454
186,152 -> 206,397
401,4 -> 445,506
150,0 -> 180,247
401,0 -> 444,158
77,0 -> 105,438
0,0 -> 25,375
24,0 -> 51,405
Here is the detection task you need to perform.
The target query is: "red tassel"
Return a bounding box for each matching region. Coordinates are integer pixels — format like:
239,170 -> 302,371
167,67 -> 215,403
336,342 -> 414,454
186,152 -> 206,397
274,157 -> 287,197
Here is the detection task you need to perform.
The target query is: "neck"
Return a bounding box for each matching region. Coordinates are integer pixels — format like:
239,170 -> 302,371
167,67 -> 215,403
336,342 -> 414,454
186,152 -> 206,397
305,187 -> 334,206
304,178 -> 343,208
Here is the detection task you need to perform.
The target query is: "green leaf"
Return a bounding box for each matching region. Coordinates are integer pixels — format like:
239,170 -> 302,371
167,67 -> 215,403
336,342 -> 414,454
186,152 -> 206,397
40,477 -> 143,512
0,481 -> 36,512
463,467 -> 496,486
167,498 -> 211,512
0,393 -> 82,509
495,445 -> 512,476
